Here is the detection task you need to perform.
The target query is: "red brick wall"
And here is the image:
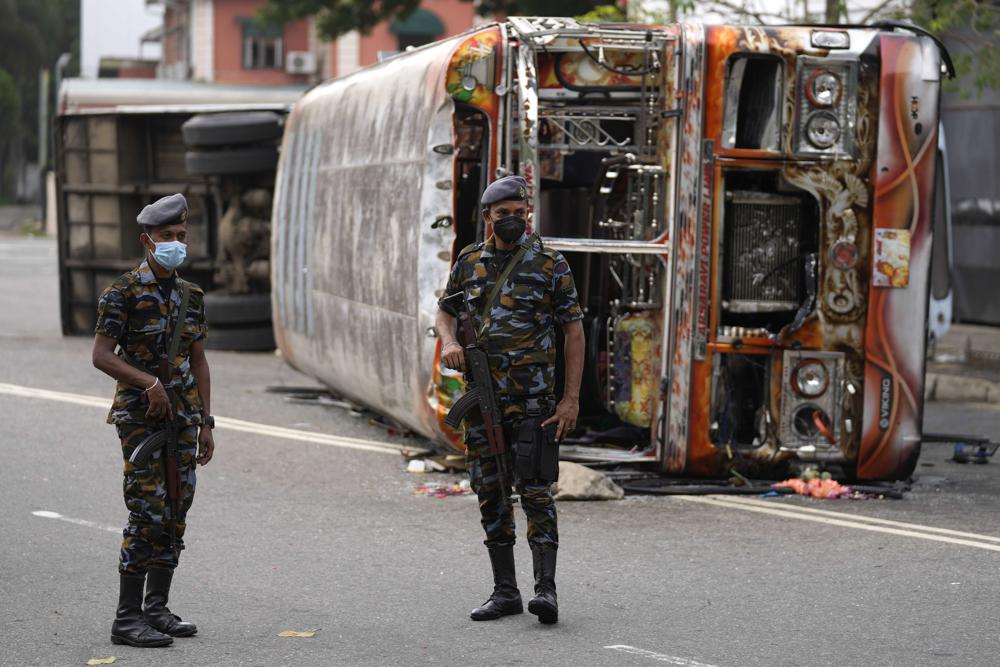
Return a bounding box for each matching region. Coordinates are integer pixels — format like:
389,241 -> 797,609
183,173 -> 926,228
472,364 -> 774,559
117,65 -> 158,79
213,0 -> 310,85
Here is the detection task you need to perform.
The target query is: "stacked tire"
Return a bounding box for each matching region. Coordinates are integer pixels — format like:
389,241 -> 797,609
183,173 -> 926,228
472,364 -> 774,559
203,292 -> 275,352
182,111 -> 282,176
182,111 -> 282,352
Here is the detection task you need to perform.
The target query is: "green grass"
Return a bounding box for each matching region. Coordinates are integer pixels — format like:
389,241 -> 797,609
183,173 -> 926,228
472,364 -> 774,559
18,220 -> 46,237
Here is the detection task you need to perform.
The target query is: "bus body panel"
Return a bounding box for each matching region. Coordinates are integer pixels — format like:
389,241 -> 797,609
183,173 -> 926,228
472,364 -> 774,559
272,37 -> 462,438
662,23 -> 706,474
858,34 -> 941,479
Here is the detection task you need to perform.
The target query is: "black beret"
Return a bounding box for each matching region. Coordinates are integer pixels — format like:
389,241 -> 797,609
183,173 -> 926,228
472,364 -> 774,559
137,193 -> 188,227
481,175 -> 528,207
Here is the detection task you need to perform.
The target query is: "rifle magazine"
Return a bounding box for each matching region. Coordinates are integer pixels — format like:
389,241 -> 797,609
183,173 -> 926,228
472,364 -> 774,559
445,388 -> 482,428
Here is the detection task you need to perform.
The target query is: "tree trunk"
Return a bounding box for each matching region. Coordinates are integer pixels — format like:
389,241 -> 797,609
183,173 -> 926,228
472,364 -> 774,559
825,0 -> 840,23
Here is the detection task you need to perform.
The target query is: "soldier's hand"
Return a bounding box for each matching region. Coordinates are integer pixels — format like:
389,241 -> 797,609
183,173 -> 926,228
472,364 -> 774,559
144,379 -> 173,421
542,397 -> 579,442
197,427 -> 215,465
441,341 -> 466,372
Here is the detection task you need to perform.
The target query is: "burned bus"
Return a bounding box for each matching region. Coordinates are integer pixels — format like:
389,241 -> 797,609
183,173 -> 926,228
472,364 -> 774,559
271,18 -> 951,480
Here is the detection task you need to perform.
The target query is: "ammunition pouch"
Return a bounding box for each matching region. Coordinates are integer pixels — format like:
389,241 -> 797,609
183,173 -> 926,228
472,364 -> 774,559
513,416 -> 559,483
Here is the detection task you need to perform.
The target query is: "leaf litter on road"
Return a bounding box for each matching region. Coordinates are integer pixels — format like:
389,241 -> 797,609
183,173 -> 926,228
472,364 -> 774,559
277,629 -> 318,638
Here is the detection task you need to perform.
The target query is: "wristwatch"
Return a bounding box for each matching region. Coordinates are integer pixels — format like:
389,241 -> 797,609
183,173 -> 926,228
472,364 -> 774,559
202,415 -> 215,430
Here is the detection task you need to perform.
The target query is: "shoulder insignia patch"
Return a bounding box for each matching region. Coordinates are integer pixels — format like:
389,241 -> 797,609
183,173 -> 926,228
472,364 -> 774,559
457,241 -> 483,259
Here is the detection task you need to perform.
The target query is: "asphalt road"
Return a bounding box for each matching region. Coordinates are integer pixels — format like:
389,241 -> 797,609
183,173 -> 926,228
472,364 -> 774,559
1,238 -> 998,667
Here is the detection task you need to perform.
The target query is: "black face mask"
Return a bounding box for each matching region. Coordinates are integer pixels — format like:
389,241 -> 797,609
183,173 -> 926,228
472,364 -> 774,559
493,215 -> 526,244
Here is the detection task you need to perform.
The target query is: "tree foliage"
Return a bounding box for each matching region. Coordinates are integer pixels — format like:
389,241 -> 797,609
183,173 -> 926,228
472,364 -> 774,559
577,4 -> 628,23
0,68 -> 19,200
0,0 -> 78,200
474,0 -> 614,17
259,0 -> 422,40
260,0 -> 620,39
901,1 -> 1000,93
261,0 -> 998,93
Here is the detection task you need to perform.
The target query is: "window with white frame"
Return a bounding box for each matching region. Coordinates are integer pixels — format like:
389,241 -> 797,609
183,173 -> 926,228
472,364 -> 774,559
239,17 -> 283,70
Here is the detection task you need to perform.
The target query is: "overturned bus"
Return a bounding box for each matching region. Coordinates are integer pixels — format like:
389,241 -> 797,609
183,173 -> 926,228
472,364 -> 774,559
271,18 -> 952,480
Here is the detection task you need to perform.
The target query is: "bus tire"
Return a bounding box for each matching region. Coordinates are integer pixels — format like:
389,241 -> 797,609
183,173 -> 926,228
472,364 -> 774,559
181,111 -> 283,147
204,292 -> 272,327
185,146 -> 278,176
205,325 -> 276,352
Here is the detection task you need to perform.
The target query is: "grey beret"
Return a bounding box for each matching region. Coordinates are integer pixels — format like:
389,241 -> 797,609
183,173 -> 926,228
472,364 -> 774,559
137,193 -> 188,227
481,175 -> 528,207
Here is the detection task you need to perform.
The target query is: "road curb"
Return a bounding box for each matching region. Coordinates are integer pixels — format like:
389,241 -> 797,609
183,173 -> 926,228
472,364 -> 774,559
925,372 -> 1000,404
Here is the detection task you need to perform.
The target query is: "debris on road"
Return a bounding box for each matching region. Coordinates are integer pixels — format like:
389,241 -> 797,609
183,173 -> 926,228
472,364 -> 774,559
553,462 -> 624,501
277,629 -> 318,638
953,442 -> 998,464
415,480 -> 472,498
774,477 -> 853,499
771,468 -> 910,499
86,658 -> 115,666
267,385 -> 418,437
407,458 -> 443,473
923,432 -> 998,464
622,481 -> 793,496
406,454 -> 465,473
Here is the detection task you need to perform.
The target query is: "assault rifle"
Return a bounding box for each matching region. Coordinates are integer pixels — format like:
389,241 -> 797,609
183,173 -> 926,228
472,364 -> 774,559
128,282 -> 191,554
129,353 -> 184,553
443,298 -> 508,485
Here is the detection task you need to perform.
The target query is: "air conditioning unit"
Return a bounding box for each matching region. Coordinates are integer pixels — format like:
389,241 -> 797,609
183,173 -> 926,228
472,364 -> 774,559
286,51 -> 317,75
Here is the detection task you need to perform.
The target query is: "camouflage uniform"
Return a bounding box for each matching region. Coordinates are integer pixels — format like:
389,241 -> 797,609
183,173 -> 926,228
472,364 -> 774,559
95,259 -> 207,575
439,232 -> 583,549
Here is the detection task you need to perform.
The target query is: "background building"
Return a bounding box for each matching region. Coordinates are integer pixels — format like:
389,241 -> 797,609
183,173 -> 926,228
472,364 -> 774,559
80,0 -> 163,78
325,0 -> 479,79
151,0 -> 478,85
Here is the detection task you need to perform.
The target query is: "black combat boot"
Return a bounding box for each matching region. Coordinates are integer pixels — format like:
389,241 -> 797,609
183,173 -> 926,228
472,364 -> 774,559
110,574 -> 173,647
527,545 -> 558,624
143,568 -> 198,637
470,545 -> 523,621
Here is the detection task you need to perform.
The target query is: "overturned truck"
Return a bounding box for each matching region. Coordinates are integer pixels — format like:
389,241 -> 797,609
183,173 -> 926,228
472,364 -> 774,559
272,18 -> 952,480
54,103 -> 294,350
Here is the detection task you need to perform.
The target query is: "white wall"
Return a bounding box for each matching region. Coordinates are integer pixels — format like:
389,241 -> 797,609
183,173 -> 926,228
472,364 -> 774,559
190,0 -> 214,81
81,0 -> 164,78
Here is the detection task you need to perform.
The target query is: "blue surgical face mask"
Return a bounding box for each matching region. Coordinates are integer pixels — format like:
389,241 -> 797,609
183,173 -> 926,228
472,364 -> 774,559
148,239 -> 187,270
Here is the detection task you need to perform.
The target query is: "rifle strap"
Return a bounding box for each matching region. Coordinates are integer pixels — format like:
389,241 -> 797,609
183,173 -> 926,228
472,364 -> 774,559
166,281 -> 192,369
477,234 -> 534,339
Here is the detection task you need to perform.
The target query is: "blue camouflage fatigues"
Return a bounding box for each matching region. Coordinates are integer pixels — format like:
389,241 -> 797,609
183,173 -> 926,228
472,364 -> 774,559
95,260 -> 207,574
439,233 -> 583,549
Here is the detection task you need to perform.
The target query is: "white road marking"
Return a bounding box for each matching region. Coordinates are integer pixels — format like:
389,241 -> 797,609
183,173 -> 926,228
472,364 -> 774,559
0,383 -> 109,409
721,496 -> 1000,544
604,644 -> 719,666
0,382 -> 424,456
212,414 -> 422,455
31,510 -> 120,534
677,496 -> 1000,552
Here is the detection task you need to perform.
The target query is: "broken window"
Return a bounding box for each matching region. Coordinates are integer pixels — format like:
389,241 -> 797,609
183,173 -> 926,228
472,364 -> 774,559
723,55 -> 783,150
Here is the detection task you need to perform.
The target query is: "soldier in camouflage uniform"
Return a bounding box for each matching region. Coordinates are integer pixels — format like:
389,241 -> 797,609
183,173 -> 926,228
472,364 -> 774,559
437,175 -> 585,625
92,193 -> 215,648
